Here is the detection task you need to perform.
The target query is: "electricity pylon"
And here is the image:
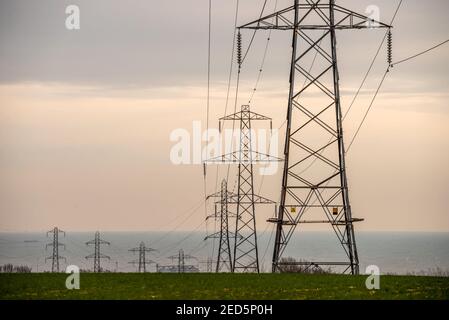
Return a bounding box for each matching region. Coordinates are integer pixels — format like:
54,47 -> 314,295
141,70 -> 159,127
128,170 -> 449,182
129,242 -> 157,272
207,105 -> 279,273
239,0 -> 391,274
205,179 -> 233,272
45,227 -> 66,272
168,249 -> 197,273
198,257 -> 214,272
206,256 -> 213,272
85,231 -> 110,273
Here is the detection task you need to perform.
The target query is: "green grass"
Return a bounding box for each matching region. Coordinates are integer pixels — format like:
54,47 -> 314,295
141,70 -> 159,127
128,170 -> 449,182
0,273 -> 448,300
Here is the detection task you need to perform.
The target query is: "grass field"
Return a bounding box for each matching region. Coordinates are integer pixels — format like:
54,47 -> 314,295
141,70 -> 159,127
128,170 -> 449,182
0,273 -> 448,300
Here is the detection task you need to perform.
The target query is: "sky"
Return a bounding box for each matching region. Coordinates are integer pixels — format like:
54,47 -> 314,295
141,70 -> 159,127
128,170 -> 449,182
0,0 -> 448,233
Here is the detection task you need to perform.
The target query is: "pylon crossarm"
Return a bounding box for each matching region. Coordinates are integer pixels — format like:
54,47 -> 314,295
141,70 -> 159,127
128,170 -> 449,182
227,193 -> 276,204
239,3 -> 391,30
47,228 -> 65,236
206,190 -> 237,200
205,151 -> 282,163
220,109 -> 272,122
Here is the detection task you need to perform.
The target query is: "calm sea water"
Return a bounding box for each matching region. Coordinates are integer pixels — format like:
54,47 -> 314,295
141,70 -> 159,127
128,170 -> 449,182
0,231 -> 448,274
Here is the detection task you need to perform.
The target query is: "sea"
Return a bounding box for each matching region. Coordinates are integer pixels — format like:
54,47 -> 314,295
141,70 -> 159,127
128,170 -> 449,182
0,231 -> 448,275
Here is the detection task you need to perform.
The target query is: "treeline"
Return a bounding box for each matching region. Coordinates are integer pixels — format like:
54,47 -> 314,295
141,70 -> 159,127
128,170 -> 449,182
278,257 -> 331,274
0,264 -> 32,273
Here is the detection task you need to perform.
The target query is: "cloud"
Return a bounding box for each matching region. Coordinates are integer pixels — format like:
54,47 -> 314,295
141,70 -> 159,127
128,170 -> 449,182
0,0 -> 447,91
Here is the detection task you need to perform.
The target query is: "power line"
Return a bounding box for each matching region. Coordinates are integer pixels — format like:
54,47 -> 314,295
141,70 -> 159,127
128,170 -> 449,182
164,198 -> 204,227
337,1 -> 403,155
345,7 -> 449,153
247,0 -> 279,105
346,68 -> 390,153
206,0 -> 212,135
211,0 -> 241,206
158,219 -> 206,255
343,0 -> 402,120
293,0 -> 403,177
188,239 -> 209,256
204,0 -> 213,261
392,39 -> 449,67
224,0 -> 271,182
261,224 -> 275,267
223,0 -> 240,119
151,199 -> 205,246
210,0 -> 241,261
241,0 -> 268,64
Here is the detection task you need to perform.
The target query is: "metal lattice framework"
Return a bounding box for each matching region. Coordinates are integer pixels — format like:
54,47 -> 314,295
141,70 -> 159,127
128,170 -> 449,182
240,0 -> 390,274
205,179 -> 233,272
207,105 -> 279,273
168,249 -> 197,273
85,231 -> 110,273
129,242 -> 157,272
45,227 -> 66,273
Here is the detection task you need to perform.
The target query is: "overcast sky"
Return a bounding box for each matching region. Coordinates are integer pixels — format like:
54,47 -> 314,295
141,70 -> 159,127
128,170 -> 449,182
0,0 -> 448,233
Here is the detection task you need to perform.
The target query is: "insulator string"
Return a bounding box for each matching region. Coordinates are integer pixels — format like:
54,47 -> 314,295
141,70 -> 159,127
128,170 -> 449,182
237,30 -> 243,68
387,28 -> 393,66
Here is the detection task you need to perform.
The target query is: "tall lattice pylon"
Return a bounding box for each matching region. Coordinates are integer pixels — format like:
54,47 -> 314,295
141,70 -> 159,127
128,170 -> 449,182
207,105 -> 279,273
240,0 -> 391,274
85,231 -> 110,273
45,227 -> 66,272
205,179 -> 233,272
129,242 -> 157,272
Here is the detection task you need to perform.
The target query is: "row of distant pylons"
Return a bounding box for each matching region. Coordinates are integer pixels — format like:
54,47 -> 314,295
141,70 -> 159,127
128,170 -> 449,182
204,105 -> 279,274
45,227 -> 204,273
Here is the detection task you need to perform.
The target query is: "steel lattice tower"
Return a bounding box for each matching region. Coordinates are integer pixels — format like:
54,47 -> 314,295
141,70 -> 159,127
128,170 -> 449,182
129,242 -> 156,272
232,105 -> 270,273
206,179 -> 233,272
85,231 -> 110,273
208,105 -> 279,273
198,257 -> 214,272
168,249 -> 197,273
206,257 -> 213,272
240,0 -> 390,274
45,227 -> 66,272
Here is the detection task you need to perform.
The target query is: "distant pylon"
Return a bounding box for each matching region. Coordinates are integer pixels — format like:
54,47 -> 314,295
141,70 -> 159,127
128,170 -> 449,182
45,227 -> 66,272
205,179 -> 233,272
207,104 -> 279,273
206,257 -> 213,272
85,231 -> 110,273
129,242 -> 157,272
168,249 -> 197,273
198,257 -> 214,272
